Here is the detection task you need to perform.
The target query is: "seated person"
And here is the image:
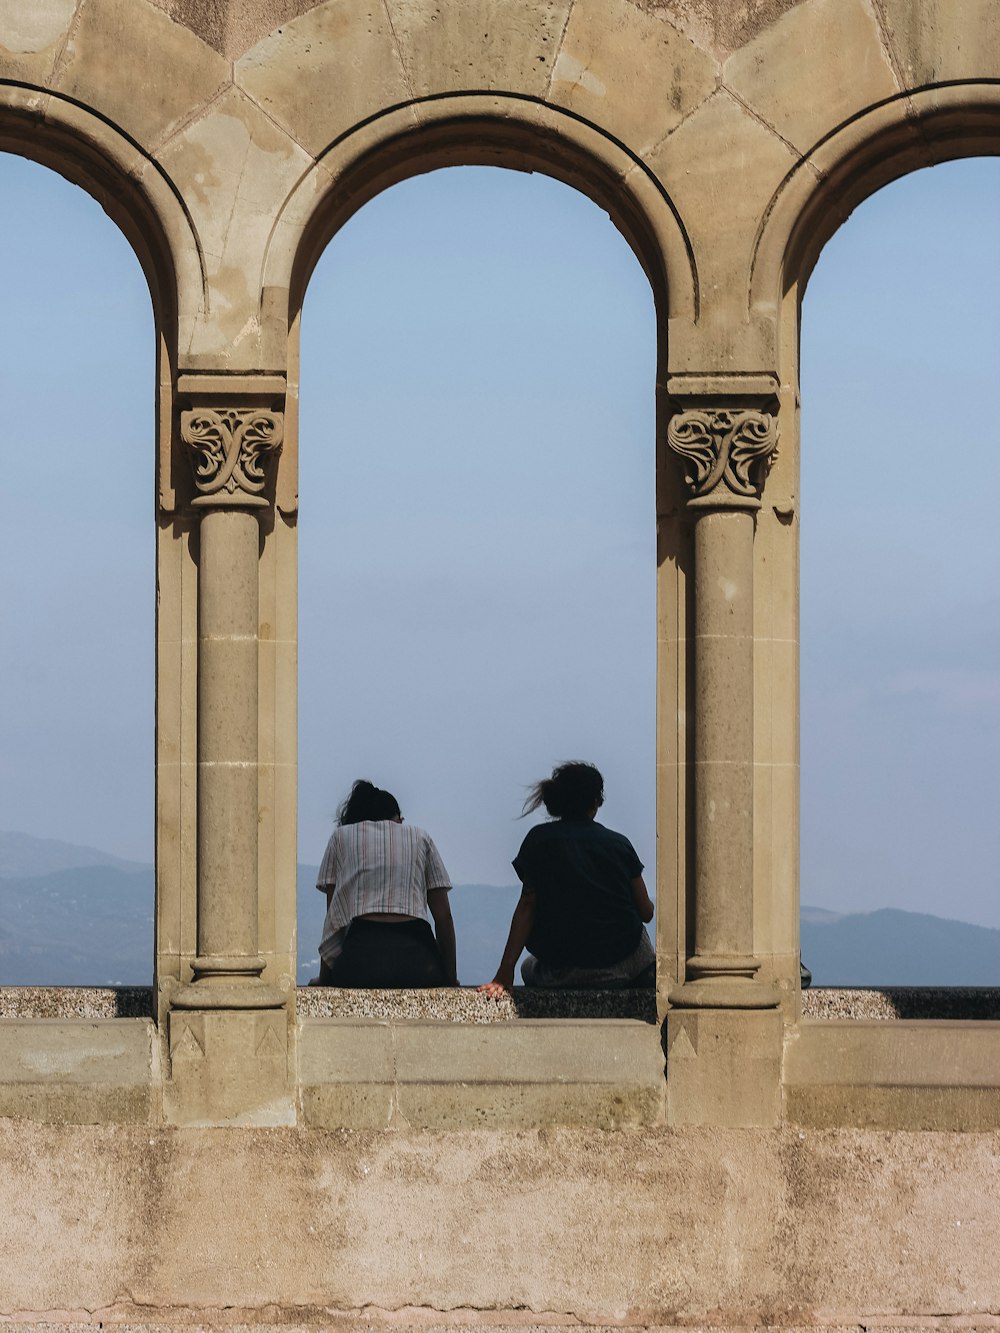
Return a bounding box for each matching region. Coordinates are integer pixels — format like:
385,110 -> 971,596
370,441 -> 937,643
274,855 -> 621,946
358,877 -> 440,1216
479,761 -> 655,996
316,779 -> 457,988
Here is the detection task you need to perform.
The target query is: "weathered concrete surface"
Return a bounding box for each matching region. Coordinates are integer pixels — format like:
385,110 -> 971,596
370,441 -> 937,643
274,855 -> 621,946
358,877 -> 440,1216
0,1122 -> 997,1321
7,1327 -> 996,1333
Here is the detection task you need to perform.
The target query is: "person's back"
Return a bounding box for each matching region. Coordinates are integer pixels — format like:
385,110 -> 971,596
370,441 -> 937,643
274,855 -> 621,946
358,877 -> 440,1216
315,779 -> 457,988
516,817 -> 644,969
479,762 -> 655,995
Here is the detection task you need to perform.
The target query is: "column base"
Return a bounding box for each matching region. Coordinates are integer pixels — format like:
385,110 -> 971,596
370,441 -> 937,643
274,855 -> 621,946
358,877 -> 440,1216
172,955 -> 286,1010
668,954 -> 781,1009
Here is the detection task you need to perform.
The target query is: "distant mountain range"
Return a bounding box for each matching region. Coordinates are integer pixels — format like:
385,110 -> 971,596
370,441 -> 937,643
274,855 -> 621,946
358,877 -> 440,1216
0,830 -> 148,880
0,859 -> 154,985
1,832 -> 997,987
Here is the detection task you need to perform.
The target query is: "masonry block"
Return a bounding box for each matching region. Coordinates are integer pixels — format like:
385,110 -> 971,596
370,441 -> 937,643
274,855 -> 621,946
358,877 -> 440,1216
666,1007 -> 783,1126
164,1008 -> 293,1126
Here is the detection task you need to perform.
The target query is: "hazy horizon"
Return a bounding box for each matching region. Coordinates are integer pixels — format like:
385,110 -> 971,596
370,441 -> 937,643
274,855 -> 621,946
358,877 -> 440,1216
3,829 -> 999,989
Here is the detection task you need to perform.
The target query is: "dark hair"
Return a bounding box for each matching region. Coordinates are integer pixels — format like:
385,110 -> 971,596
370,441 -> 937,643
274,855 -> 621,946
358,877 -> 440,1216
523,761 -> 604,820
337,779 -> 401,825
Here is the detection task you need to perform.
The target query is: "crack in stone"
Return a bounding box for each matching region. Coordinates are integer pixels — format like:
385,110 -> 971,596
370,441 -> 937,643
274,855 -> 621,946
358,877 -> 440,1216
721,84 -> 802,162
47,0 -> 87,89
543,0 -> 577,103
382,0 -> 418,107
868,0 -> 926,148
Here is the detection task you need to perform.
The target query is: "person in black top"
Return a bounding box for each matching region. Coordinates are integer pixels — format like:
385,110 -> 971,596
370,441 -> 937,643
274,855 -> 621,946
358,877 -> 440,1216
479,762 -> 655,995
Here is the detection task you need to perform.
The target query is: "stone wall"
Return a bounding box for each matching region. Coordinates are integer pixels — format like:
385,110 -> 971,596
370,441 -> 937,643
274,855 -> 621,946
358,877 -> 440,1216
1,0 -> 999,1321
1,1118 -> 998,1324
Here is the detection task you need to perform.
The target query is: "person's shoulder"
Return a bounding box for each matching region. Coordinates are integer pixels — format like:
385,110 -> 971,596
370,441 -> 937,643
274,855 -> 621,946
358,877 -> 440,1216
519,819 -> 556,845
591,821 -> 638,853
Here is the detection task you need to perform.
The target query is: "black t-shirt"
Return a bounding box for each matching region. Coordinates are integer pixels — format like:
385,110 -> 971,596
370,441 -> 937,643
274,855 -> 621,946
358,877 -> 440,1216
512,818 -> 644,968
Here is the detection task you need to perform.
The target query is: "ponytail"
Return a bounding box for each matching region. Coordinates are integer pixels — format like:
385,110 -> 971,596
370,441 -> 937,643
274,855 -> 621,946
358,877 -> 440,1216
337,779 -> 401,825
522,761 -> 604,820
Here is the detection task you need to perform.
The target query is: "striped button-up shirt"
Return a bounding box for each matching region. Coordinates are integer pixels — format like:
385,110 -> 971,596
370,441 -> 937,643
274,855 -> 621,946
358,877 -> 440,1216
316,820 -> 451,963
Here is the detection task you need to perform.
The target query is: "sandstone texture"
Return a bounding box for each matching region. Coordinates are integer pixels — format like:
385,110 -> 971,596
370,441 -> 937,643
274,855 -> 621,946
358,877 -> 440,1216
1,0 -> 999,1320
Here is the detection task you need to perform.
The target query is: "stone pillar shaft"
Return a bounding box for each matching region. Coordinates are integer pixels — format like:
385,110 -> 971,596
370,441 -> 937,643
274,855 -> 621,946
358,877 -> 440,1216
194,507 -> 262,973
692,508 -> 754,963
665,404 -> 781,1010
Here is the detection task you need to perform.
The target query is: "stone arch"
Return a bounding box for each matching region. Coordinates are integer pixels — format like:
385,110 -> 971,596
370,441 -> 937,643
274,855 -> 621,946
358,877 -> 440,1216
0,83 -> 206,341
743,82 -> 1000,1003
262,93 -> 696,340
751,83 -> 1000,329
0,83 -> 210,996
259,93 -> 686,993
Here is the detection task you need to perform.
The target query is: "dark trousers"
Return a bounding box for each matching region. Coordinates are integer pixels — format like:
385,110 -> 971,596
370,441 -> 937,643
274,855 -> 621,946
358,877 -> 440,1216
318,917 -> 449,989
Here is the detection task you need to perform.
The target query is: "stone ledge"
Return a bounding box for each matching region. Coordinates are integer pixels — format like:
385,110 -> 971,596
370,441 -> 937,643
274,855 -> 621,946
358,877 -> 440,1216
1,986 -> 999,1021
800,988 -> 1000,1021
0,986 -> 152,1018
295,985 -> 658,1022
0,985 -> 660,1021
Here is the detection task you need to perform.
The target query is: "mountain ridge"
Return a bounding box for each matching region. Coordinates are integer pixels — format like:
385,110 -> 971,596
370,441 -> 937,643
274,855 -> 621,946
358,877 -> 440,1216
1,834 -> 996,987
0,830 -> 150,879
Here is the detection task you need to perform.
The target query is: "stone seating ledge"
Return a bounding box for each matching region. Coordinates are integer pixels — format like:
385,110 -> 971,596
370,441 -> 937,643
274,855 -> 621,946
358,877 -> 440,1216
1,985 -> 999,1020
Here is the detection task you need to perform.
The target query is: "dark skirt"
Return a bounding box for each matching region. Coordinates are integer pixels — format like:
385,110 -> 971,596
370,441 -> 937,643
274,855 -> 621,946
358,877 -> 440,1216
318,917 -> 449,989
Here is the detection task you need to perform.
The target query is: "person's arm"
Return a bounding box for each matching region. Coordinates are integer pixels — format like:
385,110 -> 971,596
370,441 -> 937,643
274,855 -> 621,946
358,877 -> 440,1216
631,874 -> 654,923
478,887 -> 536,999
317,831 -> 338,909
427,888 -> 458,986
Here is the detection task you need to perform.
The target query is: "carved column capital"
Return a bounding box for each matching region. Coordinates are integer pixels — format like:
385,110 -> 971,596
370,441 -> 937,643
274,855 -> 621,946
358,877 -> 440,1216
181,406 -> 284,509
666,407 -> 777,511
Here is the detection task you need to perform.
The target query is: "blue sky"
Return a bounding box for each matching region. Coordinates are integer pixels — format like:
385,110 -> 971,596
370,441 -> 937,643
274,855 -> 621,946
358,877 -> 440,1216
800,159 -> 1000,925
0,153 -> 997,926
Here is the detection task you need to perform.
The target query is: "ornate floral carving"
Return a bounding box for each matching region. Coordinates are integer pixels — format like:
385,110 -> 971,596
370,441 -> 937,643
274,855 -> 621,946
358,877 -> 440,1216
666,408 -> 777,508
181,407 -> 284,507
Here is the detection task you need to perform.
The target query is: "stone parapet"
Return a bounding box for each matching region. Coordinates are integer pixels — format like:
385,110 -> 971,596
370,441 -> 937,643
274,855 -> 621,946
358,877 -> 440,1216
0,1019 -> 153,1124
5,986 -> 1000,1021
785,1019 -> 1000,1130
300,1017 -> 665,1130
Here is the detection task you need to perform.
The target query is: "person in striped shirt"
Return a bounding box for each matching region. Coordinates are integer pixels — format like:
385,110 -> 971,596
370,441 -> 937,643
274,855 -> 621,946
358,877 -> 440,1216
316,779 -> 457,987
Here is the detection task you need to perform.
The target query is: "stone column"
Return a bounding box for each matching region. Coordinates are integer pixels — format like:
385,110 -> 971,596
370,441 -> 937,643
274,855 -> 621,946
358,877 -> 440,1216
171,406 -> 285,1010
665,406 -> 781,1012
165,397 -> 291,1125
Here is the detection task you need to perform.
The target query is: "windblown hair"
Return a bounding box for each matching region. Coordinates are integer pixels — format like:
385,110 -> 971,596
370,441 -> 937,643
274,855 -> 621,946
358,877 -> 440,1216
523,761 -> 604,820
337,779 -> 401,825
